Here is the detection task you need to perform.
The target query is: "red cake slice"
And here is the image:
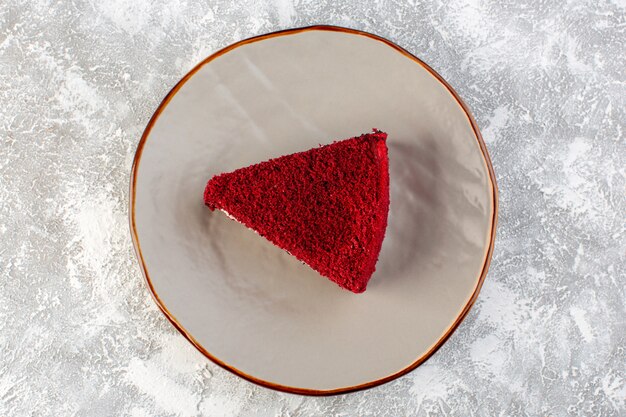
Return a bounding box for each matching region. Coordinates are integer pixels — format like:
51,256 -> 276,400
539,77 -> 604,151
204,130 -> 389,293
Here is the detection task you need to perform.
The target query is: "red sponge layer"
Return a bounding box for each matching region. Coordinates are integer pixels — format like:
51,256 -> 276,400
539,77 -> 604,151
204,131 -> 390,293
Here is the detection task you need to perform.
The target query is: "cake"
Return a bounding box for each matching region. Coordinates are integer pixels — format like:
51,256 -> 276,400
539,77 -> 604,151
203,130 -> 390,293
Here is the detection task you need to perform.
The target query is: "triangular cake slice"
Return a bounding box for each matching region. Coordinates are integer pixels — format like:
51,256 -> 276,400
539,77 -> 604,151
204,130 -> 390,293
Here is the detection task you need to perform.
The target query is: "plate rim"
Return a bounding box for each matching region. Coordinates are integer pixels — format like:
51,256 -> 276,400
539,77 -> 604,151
129,24 -> 499,396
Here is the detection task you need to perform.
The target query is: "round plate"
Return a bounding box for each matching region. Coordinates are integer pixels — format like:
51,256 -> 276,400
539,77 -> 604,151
130,26 -> 498,395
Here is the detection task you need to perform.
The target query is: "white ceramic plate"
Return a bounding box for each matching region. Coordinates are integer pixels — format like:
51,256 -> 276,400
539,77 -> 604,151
130,26 -> 497,395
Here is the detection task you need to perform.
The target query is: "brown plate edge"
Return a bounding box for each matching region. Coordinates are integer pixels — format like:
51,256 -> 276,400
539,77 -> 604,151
128,24 -> 499,396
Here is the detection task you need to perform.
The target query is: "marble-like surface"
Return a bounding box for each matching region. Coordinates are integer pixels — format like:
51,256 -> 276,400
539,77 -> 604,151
0,0 -> 624,415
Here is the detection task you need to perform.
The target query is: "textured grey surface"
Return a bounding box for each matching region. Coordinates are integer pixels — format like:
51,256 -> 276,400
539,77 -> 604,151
0,0 -> 624,415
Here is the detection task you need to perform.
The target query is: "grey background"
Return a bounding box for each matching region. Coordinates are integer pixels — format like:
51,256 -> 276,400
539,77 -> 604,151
1,0 -> 624,416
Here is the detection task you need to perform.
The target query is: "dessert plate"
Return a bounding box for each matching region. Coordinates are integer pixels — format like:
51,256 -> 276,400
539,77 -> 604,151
130,26 -> 498,395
